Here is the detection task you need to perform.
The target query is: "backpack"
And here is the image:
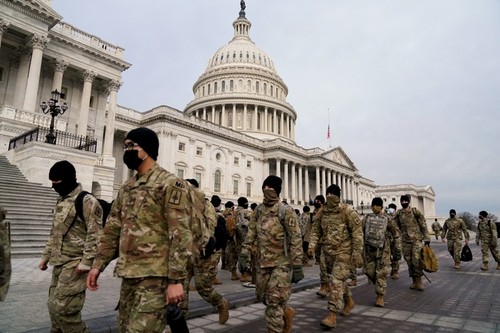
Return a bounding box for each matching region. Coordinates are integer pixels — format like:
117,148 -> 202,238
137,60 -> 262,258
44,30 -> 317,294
74,191 -> 112,227
494,221 -> 500,238
364,213 -> 388,249
214,213 -> 228,250
422,244 -> 439,272
225,211 -> 237,238
460,244 -> 473,262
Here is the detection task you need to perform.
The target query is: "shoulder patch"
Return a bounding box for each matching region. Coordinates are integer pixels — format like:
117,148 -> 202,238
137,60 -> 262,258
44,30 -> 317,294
168,188 -> 183,205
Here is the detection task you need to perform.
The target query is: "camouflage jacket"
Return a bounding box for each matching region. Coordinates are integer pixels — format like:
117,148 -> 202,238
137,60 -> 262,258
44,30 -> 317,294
41,184 -> 103,268
395,206 -> 430,243
299,212 -> 312,242
309,197 -> 363,257
441,217 -> 469,241
0,205 -> 11,301
241,202 -> 302,268
93,163 -> 194,282
477,220 -> 497,244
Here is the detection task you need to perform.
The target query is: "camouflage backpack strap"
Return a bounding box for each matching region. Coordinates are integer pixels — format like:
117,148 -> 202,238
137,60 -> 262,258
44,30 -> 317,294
63,191 -> 88,239
278,203 -> 290,257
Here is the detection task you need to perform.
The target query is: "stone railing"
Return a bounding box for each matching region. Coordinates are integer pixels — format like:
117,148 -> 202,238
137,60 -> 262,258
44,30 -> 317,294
0,106 -> 67,131
51,22 -> 124,59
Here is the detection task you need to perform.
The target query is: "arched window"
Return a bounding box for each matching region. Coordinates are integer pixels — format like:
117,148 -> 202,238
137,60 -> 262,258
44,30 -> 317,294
256,81 -> 260,93
247,80 -> 251,91
222,81 -> 226,92
264,83 -> 267,95
230,80 -> 234,91
214,170 -> 221,192
208,84 -> 211,95
214,82 -> 218,94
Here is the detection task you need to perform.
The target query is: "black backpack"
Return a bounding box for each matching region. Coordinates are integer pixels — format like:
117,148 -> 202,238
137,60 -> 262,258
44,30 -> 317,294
214,214 -> 228,250
460,244 -> 473,262
74,191 -> 112,227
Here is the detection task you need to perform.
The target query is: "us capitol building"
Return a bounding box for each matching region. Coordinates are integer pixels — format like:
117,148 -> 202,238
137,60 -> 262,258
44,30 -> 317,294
0,0 -> 435,217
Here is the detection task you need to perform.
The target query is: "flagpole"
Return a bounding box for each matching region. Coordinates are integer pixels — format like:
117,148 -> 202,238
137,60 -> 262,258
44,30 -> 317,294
327,108 -> 332,148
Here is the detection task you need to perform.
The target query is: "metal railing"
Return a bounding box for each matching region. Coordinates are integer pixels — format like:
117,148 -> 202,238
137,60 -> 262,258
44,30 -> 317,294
8,127 -> 97,153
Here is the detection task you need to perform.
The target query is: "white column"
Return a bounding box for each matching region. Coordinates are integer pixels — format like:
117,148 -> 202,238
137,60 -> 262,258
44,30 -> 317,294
76,70 -> 96,136
276,158 -> 281,178
327,169 -> 332,186
232,104 -> 236,129
321,168 -> 326,195
291,162 -> 296,204
102,80 -> 121,157
203,107 -> 207,120
264,107 -> 268,132
211,106 -> 215,123
298,165 -> 303,205
315,166 -> 321,197
243,104 -> 247,130
283,161 -> 289,202
13,46 -> 31,109
23,35 -> 48,112
221,104 -> 226,126
280,112 -> 285,135
52,59 -> 67,93
273,109 -> 278,133
305,167 -> 310,204
253,106 -> 258,130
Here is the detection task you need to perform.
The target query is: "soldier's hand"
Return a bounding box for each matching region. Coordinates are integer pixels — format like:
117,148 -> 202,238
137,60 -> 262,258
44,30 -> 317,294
86,268 -> 101,291
352,253 -> 364,268
38,260 -> 48,271
166,283 -> 184,305
291,265 -> 304,284
307,247 -> 315,258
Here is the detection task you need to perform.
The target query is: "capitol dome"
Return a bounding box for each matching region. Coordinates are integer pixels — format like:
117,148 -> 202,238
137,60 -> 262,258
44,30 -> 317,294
184,3 -> 297,143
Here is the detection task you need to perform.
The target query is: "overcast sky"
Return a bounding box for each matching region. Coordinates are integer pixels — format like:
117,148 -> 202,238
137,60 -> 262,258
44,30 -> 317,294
51,0 -> 499,216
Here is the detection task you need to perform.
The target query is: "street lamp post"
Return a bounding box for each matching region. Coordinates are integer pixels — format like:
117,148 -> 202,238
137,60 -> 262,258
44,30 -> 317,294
360,200 -> 364,215
40,90 -> 68,144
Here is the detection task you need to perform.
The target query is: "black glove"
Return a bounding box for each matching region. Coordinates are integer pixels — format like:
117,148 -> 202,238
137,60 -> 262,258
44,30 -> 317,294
393,248 -> 402,261
424,240 -> 431,246
239,253 -> 249,272
291,265 -> 304,284
201,237 -> 216,259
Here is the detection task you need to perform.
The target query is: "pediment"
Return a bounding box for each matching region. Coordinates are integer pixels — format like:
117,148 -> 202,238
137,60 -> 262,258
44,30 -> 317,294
322,147 -> 357,170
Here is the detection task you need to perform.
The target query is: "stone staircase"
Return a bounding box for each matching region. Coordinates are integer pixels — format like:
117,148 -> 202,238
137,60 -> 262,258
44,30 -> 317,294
0,155 -> 58,258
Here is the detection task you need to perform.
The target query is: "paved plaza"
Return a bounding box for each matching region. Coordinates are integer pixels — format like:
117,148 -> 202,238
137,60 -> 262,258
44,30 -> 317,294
2,233 -> 500,332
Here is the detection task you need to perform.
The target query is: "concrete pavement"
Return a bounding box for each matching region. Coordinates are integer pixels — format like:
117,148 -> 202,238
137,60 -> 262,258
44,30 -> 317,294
2,234 -> 500,332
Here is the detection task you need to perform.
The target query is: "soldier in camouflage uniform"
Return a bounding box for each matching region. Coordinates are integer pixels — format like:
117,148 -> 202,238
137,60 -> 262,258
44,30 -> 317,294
299,205 -> 312,267
235,197 -> 252,282
362,198 -> 401,308
39,160 -> 103,333
476,211 -> 500,271
441,209 -> 469,269
240,176 -> 303,333
223,201 -> 240,280
87,128 -> 197,333
180,181 -> 229,324
312,195 -> 331,297
431,218 -> 443,240
386,203 -> 401,279
0,204 -> 10,301
308,184 -> 363,329
394,194 -> 430,291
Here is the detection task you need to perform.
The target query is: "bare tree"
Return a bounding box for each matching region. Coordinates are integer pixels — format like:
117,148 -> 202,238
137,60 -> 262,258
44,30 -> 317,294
458,211 -> 478,232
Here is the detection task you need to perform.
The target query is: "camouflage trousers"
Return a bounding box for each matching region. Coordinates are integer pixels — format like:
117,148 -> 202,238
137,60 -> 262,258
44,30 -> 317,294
320,246 -> 334,284
480,242 -> 500,264
390,240 -> 400,273
363,247 -> 391,296
323,253 -> 351,313
256,265 -> 292,333
180,251 -> 223,316
48,260 -> 90,333
118,277 -> 168,333
446,239 -> 462,263
226,238 -> 239,273
402,241 -> 424,277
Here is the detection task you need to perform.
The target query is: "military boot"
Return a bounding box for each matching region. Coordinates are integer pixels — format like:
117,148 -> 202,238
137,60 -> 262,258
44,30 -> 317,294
390,271 -> 399,280
217,298 -> 229,324
283,306 -> 296,333
230,270 -> 240,280
320,311 -> 337,328
481,263 -> 488,271
340,296 -> 355,316
240,272 -> 252,282
213,277 -> 223,285
409,277 -> 417,290
496,263 -> 500,270
415,276 -> 424,291
454,261 -> 460,269
375,294 -> 384,307
316,283 -> 329,298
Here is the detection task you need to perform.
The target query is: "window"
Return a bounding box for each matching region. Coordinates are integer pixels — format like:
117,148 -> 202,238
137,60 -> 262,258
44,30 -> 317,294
256,81 -> 259,93
246,182 -> 252,197
214,170 -> 221,192
230,80 -> 234,91
60,87 -> 68,100
216,152 -> 221,161
177,169 -> 184,178
214,82 -> 218,94
234,157 -> 239,166
233,179 -> 239,196
247,160 -> 252,168
208,84 -> 211,95
178,142 -> 186,151
196,147 -> 203,156
195,172 -> 202,188
222,81 -> 225,92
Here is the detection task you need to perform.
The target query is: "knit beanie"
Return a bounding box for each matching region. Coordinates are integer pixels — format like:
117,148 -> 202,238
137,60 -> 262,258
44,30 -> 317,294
326,184 -> 341,197
49,160 -> 76,181
262,175 -> 282,196
388,203 -> 397,210
371,197 -> 384,207
450,209 -> 456,215
211,195 -> 222,208
400,194 -> 410,202
237,197 -> 248,206
225,201 -> 234,208
479,211 -> 488,218
314,195 -> 326,204
125,127 -> 159,161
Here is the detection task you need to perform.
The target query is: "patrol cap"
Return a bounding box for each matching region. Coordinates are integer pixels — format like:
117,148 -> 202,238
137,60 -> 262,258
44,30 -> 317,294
125,127 -> 159,161
49,160 -> 76,181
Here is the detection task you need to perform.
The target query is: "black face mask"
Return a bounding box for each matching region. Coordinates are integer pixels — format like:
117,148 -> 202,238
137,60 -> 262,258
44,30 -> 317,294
401,202 -> 409,209
314,202 -> 322,209
123,150 -> 143,170
52,180 -> 77,197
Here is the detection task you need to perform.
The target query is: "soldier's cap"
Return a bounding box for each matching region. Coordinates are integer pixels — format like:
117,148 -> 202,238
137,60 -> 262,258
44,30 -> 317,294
371,197 -> 384,207
250,203 -> 257,210
450,209 -> 456,215
211,195 -> 221,207
237,197 -> 248,206
262,175 -> 282,195
326,184 -> 341,197
388,203 -> 397,209
303,205 -> 311,212
125,127 -> 159,161
225,201 -> 234,208
49,160 -> 76,181
479,211 -> 488,218
314,195 -> 326,204
400,194 -> 410,202
185,178 -> 199,188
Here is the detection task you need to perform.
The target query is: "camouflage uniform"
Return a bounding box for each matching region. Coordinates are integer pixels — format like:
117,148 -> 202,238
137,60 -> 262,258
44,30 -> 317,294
362,212 -> 400,297
41,184 -> 103,333
309,196 -> 363,314
394,207 -> 430,279
476,219 -> 500,268
441,217 -> 469,265
241,202 -> 302,333
387,211 -> 400,276
0,205 -> 11,301
223,207 -> 239,277
300,211 -> 312,265
92,163 -> 194,333
432,220 -> 442,240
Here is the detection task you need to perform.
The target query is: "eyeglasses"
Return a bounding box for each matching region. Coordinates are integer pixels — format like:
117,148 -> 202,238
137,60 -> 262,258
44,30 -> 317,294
123,142 -> 140,151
